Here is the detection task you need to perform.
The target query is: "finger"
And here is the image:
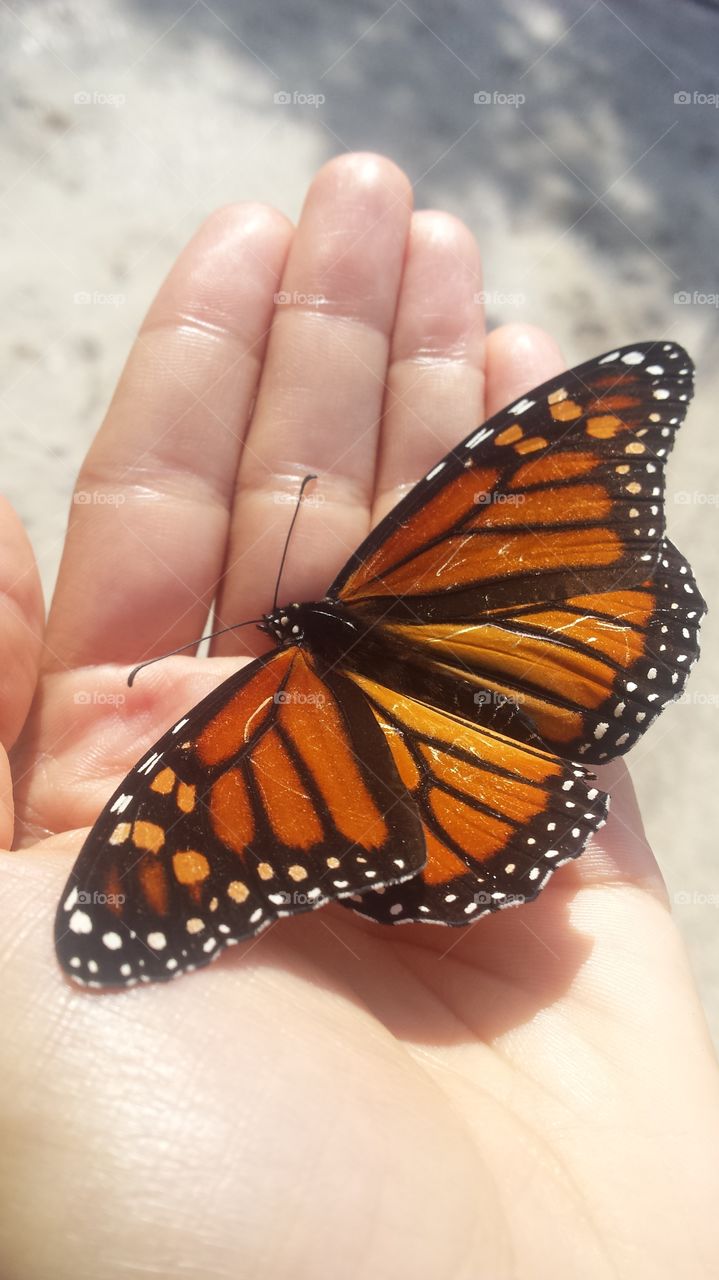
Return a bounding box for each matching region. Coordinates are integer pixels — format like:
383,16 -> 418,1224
12,656 -> 242,843
371,211 -> 485,526
45,203 -> 293,672
0,498 -> 43,750
562,758 -> 668,903
213,153 -> 413,654
484,321 -> 565,415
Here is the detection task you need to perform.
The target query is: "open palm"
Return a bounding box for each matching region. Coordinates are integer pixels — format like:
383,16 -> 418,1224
1,154 -> 718,1280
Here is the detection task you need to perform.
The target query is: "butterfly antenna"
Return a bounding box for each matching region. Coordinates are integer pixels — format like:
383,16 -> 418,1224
272,474 -> 317,612
127,619 -> 262,687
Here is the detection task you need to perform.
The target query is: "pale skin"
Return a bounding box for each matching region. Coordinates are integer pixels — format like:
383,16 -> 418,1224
0,153 -> 717,1280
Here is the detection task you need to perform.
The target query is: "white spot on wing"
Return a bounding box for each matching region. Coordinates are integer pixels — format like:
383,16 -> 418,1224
425,461 -> 446,482
69,910 -> 92,934
465,426 -> 493,450
137,752 -> 162,776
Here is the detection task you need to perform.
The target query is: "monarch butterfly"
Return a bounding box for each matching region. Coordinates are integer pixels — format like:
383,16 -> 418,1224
55,342 -> 705,987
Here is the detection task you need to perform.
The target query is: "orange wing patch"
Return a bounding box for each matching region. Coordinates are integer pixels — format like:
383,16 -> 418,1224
210,768 -> 255,853
276,657 -> 388,849
507,452 -> 600,489
195,653 -> 290,767
340,465 -> 501,600
469,483 -> 612,528
251,731 -> 323,848
345,527 -> 622,600
342,674 -> 607,925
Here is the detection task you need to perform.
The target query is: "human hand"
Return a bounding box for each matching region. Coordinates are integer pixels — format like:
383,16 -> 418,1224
1,154 -> 718,1280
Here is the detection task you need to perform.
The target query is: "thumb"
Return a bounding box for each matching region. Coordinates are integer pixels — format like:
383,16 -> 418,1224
0,497 -> 44,843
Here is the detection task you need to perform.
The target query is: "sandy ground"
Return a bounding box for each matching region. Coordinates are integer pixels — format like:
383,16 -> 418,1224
1,0 -> 718,1040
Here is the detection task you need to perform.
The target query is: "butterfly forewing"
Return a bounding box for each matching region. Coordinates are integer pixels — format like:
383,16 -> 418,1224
329,342 -> 705,764
331,342 -> 694,616
55,648 -> 425,986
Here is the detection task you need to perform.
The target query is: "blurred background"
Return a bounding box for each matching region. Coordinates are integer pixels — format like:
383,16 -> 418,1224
1,0 -> 718,1038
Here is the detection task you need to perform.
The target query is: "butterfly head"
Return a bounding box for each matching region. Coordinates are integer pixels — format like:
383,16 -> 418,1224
258,600 -> 362,662
258,602 -> 305,645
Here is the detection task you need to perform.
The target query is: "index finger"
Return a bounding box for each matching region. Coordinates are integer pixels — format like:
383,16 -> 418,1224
44,203 -> 293,673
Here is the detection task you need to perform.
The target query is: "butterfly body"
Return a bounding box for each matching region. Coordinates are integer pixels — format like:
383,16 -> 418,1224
55,342 -> 706,987
258,599 -> 363,665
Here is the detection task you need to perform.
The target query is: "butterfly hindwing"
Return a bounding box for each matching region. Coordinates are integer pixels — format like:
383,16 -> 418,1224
341,675 -> 608,926
55,648 -> 425,985
361,537 -> 704,764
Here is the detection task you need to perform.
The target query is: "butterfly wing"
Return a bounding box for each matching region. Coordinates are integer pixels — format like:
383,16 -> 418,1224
329,343 -> 705,763
341,675 -> 607,926
55,648 -> 425,986
361,538 -> 703,764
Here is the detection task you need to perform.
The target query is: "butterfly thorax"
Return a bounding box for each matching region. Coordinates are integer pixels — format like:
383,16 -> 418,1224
258,599 -> 362,664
